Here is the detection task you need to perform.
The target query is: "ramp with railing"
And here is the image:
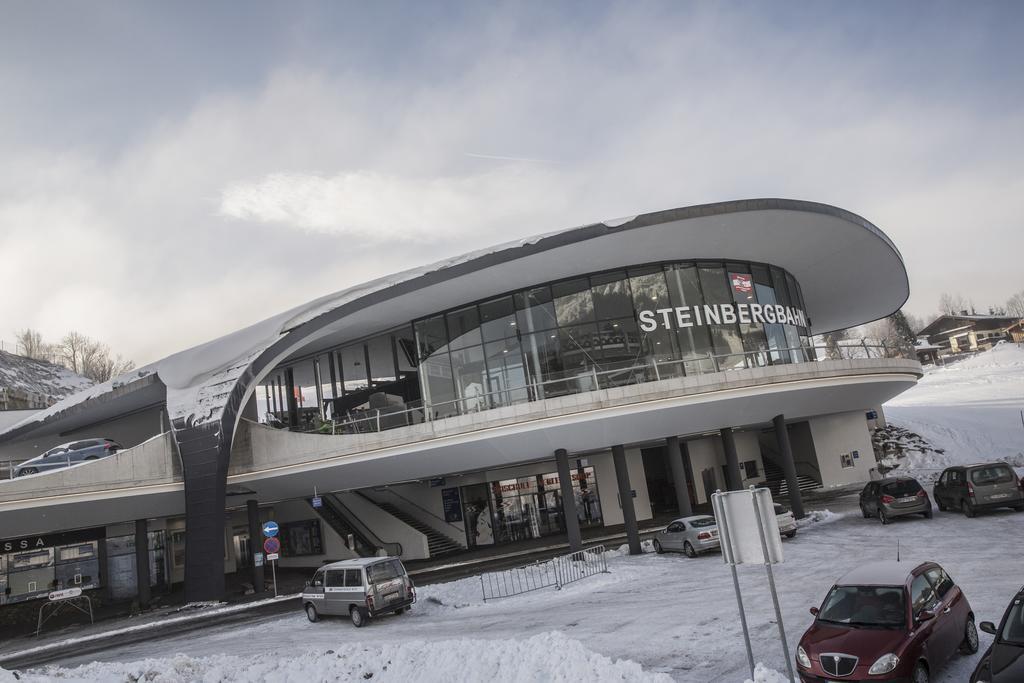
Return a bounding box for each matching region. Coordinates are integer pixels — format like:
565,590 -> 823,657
479,545 -> 609,601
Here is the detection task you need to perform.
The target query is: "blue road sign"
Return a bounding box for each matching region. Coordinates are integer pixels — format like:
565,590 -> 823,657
262,521 -> 279,538
311,496 -> 322,509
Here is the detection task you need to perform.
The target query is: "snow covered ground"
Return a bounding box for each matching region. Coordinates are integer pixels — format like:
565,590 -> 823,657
3,345 -> 1021,682
886,342 -> 1024,480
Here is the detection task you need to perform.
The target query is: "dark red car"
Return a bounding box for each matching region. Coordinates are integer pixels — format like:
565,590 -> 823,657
797,561 -> 978,683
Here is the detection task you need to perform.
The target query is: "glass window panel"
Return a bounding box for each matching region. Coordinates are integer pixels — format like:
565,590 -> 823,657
755,279 -> 790,364
590,271 -> 634,319
770,267 -> 793,307
318,354 -> 336,403
340,345 -> 369,393
367,335 -> 397,384
628,267 -> 670,313
520,331 -> 566,398
421,351 -> 456,418
515,286 -> 558,332
446,306 -> 482,350
698,264 -> 745,368
414,315 -> 448,359
557,324 -> 601,375
785,272 -> 808,331
450,345 -> 487,413
728,264 -> 769,357
595,316 -> 642,367
551,278 -> 595,327
480,297 -> 519,342
290,358 -> 318,415
395,327 -> 417,372
664,264 -> 714,371
483,338 -> 529,407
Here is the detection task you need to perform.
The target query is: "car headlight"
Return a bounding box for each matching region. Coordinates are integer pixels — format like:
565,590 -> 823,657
868,653 -> 899,675
796,645 -> 811,669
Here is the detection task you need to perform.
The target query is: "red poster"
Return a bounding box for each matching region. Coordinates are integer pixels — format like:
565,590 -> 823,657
731,273 -> 753,295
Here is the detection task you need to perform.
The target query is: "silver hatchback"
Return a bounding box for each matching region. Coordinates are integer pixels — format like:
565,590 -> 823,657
653,515 -> 720,557
301,557 -> 416,627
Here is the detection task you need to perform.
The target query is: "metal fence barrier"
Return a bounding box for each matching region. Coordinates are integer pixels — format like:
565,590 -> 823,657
480,544 -> 609,601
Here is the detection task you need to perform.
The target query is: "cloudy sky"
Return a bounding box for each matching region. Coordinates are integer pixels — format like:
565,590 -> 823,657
1,1 -> 1022,366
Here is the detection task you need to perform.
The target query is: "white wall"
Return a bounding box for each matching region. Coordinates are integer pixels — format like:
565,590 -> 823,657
590,448 -> 653,527
808,411 -> 877,488
363,483 -> 467,547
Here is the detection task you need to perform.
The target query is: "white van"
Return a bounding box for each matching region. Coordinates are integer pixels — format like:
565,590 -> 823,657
301,557 -> 416,627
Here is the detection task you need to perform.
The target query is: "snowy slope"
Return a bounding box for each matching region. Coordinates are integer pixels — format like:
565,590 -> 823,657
0,350 -> 93,403
884,343 -> 1024,479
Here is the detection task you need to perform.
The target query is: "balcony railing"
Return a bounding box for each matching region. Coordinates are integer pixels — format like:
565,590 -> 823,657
271,340 -> 911,437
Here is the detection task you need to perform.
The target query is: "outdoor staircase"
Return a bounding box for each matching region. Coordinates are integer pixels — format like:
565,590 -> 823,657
761,457 -> 821,498
373,501 -> 463,558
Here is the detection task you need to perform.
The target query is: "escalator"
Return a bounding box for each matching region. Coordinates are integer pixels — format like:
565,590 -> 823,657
307,492 -> 402,557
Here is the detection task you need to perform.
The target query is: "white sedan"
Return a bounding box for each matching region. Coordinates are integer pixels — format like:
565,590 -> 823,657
775,503 -> 797,538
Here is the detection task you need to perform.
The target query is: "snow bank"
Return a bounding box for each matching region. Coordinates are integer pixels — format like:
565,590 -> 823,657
742,663 -> 791,683
0,667 -> 20,682
18,632 -> 671,682
795,509 -> 846,529
885,344 -> 1024,481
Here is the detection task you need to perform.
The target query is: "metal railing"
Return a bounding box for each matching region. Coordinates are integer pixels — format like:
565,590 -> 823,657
479,544 -> 609,601
279,340 -> 911,437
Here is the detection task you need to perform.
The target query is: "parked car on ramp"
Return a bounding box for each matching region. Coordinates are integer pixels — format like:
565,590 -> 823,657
796,560 -> 977,683
971,585 -> 1024,682
13,438 -> 122,477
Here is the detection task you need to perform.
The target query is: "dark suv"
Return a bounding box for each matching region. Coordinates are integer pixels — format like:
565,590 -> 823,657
797,561 -> 977,683
859,477 -> 932,524
933,463 -> 1024,517
971,585 -> 1024,682
13,438 -> 123,477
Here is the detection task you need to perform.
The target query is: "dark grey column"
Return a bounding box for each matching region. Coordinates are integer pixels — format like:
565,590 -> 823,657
721,427 -> 742,490
773,414 -> 806,519
247,499 -> 266,593
134,519 -> 151,609
555,448 -> 583,552
285,368 -> 299,428
666,436 -> 693,517
612,444 -> 642,555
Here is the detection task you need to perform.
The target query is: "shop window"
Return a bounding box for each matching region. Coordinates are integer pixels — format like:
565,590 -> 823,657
446,306 -> 482,350
450,345 -> 487,413
664,264 -> 714,372
367,335 -> 397,385
514,286 -> 558,332
698,264 -> 746,368
552,278 -> 595,327
414,315 -> 448,359
590,271 -> 634,320
479,297 -> 519,342
340,345 -> 369,394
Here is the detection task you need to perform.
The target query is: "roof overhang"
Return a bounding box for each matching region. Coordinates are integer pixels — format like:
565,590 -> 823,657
283,198 -> 908,362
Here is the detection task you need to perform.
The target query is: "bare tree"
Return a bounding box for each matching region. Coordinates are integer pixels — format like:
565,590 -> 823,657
1007,290 -> 1024,318
15,328 -> 50,360
938,292 -> 968,316
81,341 -> 135,383
59,331 -> 92,374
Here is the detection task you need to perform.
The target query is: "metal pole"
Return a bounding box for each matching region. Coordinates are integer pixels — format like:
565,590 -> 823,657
715,492 -> 755,680
271,559 -> 278,597
750,488 -> 795,683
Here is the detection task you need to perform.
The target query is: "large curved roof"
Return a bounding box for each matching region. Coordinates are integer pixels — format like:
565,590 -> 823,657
0,198 -> 907,440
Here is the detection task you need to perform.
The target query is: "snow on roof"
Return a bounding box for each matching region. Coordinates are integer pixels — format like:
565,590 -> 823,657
0,350 -> 93,400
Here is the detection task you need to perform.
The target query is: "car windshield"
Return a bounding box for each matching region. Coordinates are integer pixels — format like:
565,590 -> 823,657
818,586 -> 905,628
366,559 -> 403,584
689,518 -> 716,528
1001,600 -> 1024,645
970,466 -> 1014,485
881,480 -> 922,496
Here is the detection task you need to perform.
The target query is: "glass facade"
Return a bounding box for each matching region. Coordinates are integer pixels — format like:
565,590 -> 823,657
262,259 -> 810,431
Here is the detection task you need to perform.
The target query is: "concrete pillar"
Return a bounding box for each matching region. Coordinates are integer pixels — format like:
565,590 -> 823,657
666,436 -> 693,517
612,444 -> 642,555
247,499 -> 266,593
134,519 -> 151,609
554,449 -> 583,551
721,427 -> 742,490
773,414 -> 806,519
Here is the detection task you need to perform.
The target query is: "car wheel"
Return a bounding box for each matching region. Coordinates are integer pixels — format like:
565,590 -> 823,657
395,606 -> 408,615
912,662 -> 929,683
350,606 -> 367,628
683,541 -> 697,558
84,456 -> 98,460
923,508 -> 933,519
653,539 -> 663,554
860,505 -> 871,519
937,499 -> 947,512
878,508 -> 889,525
960,616 -> 979,654
963,500 -> 976,518
17,467 -> 38,476
305,603 -> 319,623
1014,504 -> 1024,512
785,530 -> 797,538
